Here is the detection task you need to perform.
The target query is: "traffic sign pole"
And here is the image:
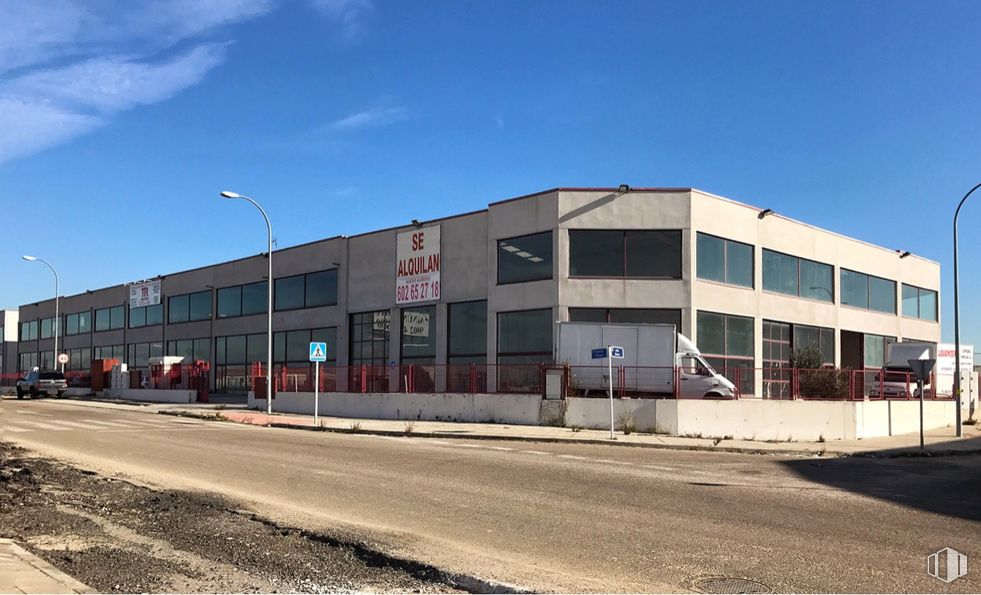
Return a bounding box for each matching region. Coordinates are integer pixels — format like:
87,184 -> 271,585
608,345 -> 615,440
315,360 -> 320,427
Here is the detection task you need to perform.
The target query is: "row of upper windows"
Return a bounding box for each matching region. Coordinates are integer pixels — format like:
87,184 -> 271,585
694,232 -> 937,321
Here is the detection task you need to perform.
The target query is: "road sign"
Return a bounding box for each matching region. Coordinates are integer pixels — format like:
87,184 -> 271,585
591,348 -> 608,360
908,358 -> 936,381
57,353 -> 69,365
610,346 -> 624,359
309,342 -> 327,362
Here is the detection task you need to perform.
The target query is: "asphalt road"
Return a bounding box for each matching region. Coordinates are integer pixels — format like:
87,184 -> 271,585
2,398 -> 979,593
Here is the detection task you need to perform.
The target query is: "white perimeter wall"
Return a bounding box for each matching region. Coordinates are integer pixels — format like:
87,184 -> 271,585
250,392 -> 543,425
107,388 -> 196,403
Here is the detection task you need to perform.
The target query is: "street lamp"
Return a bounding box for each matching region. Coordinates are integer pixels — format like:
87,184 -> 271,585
953,182 -> 981,436
220,191 -> 274,415
22,256 -> 60,372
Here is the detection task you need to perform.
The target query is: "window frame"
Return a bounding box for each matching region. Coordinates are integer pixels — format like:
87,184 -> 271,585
569,229 -> 683,280
274,270 -> 338,312
696,232 -> 754,288
168,290 -> 212,324
497,231 -> 554,285
761,248 -> 834,303
129,303 -> 163,328
840,268 -> 896,314
94,305 -> 125,332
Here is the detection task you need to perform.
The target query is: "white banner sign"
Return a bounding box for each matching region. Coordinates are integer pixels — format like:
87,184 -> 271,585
937,343 -> 974,376
128,280 -> 161,308
403,311 -> 431,337
396,226 -> 440,305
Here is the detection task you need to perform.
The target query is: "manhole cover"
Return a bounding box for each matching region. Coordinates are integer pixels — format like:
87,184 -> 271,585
692,576 -> 771,594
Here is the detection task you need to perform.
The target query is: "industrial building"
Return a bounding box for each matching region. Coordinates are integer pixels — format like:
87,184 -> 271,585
3,187 -> 942,398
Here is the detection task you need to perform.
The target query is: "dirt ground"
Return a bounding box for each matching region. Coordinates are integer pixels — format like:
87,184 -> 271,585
0,441 -> 461,593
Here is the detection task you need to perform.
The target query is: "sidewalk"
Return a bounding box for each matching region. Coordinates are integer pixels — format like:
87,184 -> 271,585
0,539 -> 92,594
160,406 -> 981,457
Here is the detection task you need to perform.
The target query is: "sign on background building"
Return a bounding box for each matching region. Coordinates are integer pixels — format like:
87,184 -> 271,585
128,279 -> 161,308
396,225 -> 440,305
402,311 -> 431,337
937,343 -> 974,377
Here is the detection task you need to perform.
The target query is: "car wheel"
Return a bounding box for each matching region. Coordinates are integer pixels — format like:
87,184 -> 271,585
16,387 -> 24,399
57,391 -> 65,399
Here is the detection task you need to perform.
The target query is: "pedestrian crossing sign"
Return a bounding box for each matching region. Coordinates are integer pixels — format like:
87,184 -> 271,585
309,342 -> 327,362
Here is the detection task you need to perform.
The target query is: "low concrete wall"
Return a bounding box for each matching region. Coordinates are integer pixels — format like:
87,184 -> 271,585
107,388 -> 196,403
249,391 -> 543,425
564,398 -> 956,441
564,398 -> 661,432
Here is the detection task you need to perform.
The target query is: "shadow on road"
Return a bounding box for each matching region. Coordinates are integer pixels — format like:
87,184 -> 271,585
781,446 -> 981,522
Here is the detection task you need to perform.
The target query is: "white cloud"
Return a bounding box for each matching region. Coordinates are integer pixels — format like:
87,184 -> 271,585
309,0 -> 374,40
327,105 -> 408,131
0,1 -> 274,166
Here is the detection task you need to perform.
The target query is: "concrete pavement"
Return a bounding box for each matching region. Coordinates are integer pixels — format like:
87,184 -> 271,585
161,404 -> 981,457
0,539 -> 92,594
2,397 -> 980,592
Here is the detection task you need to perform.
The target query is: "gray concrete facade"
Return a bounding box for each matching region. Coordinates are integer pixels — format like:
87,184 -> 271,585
9,187 -> 941,394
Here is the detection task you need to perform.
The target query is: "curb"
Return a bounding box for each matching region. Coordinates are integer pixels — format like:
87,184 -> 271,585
157,410 -> 849,457
159,410 -> 981,458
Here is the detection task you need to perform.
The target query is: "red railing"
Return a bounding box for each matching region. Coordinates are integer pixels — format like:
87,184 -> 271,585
257,364 -> 543,395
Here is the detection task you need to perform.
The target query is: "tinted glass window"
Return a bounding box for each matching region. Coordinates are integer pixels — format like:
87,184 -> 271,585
498,232 -> 553,284
902,284 -> 918,317
188,292 -> 211,321
868,276 -> 896,314
66,314 -> 79,335
305,270 -> 338,307
228,335 -> 247,363
449,301 -> 487,357
217,286 -> 242,318
95,309 -> 110,331
726,240 -> 753,288
242,282 -> 267,315
799,260 -> 833,302
40,318 -> 55,339
130,306 -> 147,328
919,289 -> 937,321
168,294 -> 189,323
275,275 -> 305,310
840,269 -> 869,309
349,310 -> 390,365
608,309 -> 682,327
569,230 -> 623,276
401,305 -> 437,362
697,311 -> 726,355
498,309 -> 552,355
246,334 -> 267,364
310,327 -> 337,362
762,250 -> 798,295
696,234 -> 725,283
625,230 -> 681,278
566,308 -> 608,323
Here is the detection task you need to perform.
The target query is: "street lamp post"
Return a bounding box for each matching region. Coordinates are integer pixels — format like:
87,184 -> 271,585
22,256 -> 60,372
953,182 -> 981,437
220,191 -> 274,415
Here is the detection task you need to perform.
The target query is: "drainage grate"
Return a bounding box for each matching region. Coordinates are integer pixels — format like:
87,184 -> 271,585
692,576 -> 771,594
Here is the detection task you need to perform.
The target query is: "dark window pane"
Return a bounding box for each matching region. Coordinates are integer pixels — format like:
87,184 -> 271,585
696,233 -> 725,283
286,330 -> 310,362
169,295 -> 189,323
188,292 -> 211,321
726,240 -> 753,288
841,269 -> 869,309
95,308 -> 110,332
919,289 -> 937,321
305,270 -> 338,307
498,309 -> 552,355
800,260 -> 833,302
217,286 -> 242,319
78,312 -> 91,333
569,230 -> 623,276
216,337 -> 226,365
869,276 -> 896,314
274,332 -> 286,362
226,335 -> 246,364
727,316 -> 754,357
66,314 -> 79,335
311,327 -> 337,362
401,305 -> 437,361
449,301 -> 487,357
275,275 -> 305,310
902,284 -> 919,317
498,231 -> 552,284
762,250 -> 798,295
608,309 -> 681,328
626,230 -> 682,278
130,306 -> 147,328
193,338 -> 210,361
247,333 -> 267,364
568,308 -> 608,323
242,282 -> 267,315
697,312 -> 726,355
146,304 -> 163,325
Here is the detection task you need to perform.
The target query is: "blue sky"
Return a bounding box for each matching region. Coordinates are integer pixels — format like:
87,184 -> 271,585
1,0 -> 979,355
